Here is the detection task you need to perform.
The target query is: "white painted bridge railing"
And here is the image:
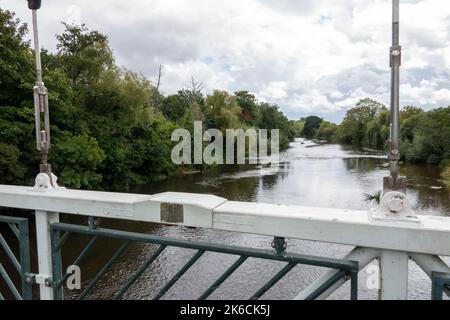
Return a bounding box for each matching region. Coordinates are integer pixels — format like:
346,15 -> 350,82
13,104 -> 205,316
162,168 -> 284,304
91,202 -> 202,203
0,184 -> 450,300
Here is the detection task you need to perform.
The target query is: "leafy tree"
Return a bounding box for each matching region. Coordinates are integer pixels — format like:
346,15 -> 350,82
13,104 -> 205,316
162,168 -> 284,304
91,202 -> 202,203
399,106 -> 424,143
337,98 -> 387,146
442,165 -> 450,187
402,107 -> 450,165
290,120 -> 305,137
318,121 -> 338,142
0,10 -> 39,185
162,94 -> 188,121
0,10 -> 296,190
178,88 -> 205,107
205,90 -> 241,131
51,133 -> 105,189
83,68 -> 154,124
400,106 -> 423,122
0,10 -> 34,106
0,143 -> 25,184
235,91 -> 260,125
55,23 -> 113,86
316,97 -> 449,167
302,116 -> 323,138
259,103 -> 294,150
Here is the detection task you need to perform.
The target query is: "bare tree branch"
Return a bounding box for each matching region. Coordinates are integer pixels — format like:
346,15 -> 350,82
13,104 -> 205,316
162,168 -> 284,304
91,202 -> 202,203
190,76 -> 205,95
152,64 -> 163,110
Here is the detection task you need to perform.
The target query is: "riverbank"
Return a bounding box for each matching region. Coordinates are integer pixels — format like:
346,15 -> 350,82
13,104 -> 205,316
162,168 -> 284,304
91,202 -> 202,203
307,136 -> 450,188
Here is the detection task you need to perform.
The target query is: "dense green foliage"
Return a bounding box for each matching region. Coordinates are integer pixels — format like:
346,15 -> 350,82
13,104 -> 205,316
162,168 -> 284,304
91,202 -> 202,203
300,98 -> 450,180
303,99 -> 449,165
0,10 -> 294,190
290,120 -> 305,138
336,98 -> 390,148
443,166 -> 450,187
400,107 -> 450,166
302,116 -> 323,139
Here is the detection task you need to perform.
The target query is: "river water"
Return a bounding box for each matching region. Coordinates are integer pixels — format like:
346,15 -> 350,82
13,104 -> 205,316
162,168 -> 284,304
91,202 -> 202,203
62,139 -> 449,300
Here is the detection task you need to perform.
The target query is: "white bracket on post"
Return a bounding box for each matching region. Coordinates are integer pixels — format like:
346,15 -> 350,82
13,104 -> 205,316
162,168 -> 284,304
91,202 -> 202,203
33,173 -> 65,192
370,191 -> 419,224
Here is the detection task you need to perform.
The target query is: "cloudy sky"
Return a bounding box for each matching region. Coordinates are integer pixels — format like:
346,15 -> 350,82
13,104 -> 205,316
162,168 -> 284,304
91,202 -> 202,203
2,0 -> 450,122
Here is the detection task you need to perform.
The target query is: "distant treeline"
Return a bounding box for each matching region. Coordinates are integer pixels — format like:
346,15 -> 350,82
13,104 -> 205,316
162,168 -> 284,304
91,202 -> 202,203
295,98 -> 450,181
0,9 -> 295,190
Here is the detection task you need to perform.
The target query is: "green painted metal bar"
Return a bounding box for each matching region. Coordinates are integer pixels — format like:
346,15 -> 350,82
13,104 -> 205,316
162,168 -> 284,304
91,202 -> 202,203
0,216 -> 27,224
303,270 -> 348,300
0,216 -> 32,300
0,233 -> 21,273
249,262 -> 296,300
56,235 -> 99,288
0,290 -> 4,300
199,256 -> 248,300
50,223 -> 360,300
54,231 -> 72,251
8,223 -> 20,240
153,250 -> 205,300
432,273 -> 443,300
78,241 -> 131,300
350,270 -> 358,300
17,218 -> 32,300
50,227 -> 64,300
431,272 -> 450,300
0,262 -> 22,300
52,224 -> 358,272
113,245 -> 166,300
72,236 -> 99,267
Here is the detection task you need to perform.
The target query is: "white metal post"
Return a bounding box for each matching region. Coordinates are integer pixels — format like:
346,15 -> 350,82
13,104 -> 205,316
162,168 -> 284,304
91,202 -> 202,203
379,250 -> 408,300
35,210 -> 59,300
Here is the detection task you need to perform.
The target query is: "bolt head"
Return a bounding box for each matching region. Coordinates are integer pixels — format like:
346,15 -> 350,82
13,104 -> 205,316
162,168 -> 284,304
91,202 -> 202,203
388,197 -> 404,213
27,0 -> 42,10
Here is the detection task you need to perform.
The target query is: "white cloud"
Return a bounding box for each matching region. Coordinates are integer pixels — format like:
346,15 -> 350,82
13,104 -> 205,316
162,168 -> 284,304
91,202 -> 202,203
258,82 -> 288,100
401,81 -> 450,106
433,88 -> 450,104
2,0 -> 450,121
287,92 -> 335,113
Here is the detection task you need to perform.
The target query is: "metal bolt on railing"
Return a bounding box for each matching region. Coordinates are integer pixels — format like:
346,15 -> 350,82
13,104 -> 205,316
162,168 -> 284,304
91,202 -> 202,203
272,237 -> 287,255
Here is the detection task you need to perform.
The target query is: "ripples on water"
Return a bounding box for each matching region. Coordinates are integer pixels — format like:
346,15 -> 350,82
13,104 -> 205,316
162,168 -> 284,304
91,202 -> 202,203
63,139 -> 449,300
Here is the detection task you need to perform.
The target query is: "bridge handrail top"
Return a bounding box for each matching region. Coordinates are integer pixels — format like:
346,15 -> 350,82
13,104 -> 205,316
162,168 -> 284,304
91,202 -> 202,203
219,200 -> 450,230
1,184 -> 449,227
0,185 -> 228,209
0,184 -> 374,217
1,184 -> 450,256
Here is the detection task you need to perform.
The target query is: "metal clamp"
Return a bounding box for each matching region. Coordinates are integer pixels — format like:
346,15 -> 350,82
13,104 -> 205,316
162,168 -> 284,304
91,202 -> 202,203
33,172 -> 63,191
370,191 -> 419,224
88,216 -> 99,230
33,84 -> 51,154
390,45 -> 402,67
272,237 -> 287,255
25,273 -> 53,287
27,0 -> 42,10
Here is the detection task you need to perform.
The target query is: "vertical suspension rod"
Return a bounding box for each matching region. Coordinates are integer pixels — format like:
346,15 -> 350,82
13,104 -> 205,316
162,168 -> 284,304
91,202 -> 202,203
389,0 -> 401,181
29,1 -> 53,179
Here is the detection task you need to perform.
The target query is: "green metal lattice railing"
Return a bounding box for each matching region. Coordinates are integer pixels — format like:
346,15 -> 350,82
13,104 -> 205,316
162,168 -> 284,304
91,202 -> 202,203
50,222 -> 359,300
0,215 -> 32,300
432,272 -> 450,300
